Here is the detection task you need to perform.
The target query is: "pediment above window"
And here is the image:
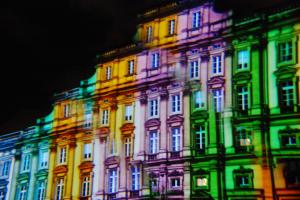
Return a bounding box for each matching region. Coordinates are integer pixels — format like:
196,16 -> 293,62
167,114 -> 184,125
105,156 -> 120,166
54,165 -> 68,174
145,118 -> 161,129
274,66 -> 296,80
233,71 -> 251,83
169,170 -> 183,177
120,123 -> 135,137
79,161 -> 94,173
207,76 -> 225,89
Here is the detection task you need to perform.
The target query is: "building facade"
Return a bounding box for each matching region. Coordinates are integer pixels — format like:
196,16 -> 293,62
0,1 -> 299,200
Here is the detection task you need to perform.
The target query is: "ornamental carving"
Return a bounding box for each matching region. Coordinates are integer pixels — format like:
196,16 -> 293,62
207,76 -> 225,89
54,165 -> 68,174
167,114 -> 184,125
120,123 -> 135,137
79,161 -> 94,173
233,71 -> 252,83
105,156 -> 120,166
169,170 -> 183,177
96,127 -> 110,138
145,118 -> 161,129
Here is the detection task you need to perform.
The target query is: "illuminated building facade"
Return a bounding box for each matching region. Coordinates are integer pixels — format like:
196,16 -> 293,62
0,1 -> 300,200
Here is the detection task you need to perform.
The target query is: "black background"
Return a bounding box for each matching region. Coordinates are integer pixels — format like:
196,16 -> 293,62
0,0 -> 293,133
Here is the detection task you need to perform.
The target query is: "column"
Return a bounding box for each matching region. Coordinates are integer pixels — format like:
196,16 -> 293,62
9,154 -> 20,200
183,88 -> 191,157
46,145 -> 56,200
137,92 -> 147,160
65,142 -> 76,200
159,88 -> 168,159
27,149 -> 38,200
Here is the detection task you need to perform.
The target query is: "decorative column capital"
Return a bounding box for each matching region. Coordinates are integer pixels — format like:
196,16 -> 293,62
139,91 -> 148,105
159,87 -> 169,100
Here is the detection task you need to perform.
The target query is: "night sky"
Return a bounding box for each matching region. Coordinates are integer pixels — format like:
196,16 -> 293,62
0,0 -> 293,133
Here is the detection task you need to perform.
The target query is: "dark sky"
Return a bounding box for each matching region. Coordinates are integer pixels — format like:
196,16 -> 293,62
0,0 -> 293,133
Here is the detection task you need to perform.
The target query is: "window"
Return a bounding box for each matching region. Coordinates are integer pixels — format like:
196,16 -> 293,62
168,19 -> 175,35
128,60 -> 135,75
279,81 -> 294,112
106,66 -> 112,80
102,109 -> 109,125
37,181 -> 46,200
108,168 -> 118,193
195,125 -> 206,154
233,167 -> 253,189
21,154 -> 31,172
212,55 -> 222,74
17,184 -> 27,200
83,143 -> 92,160
190,60 -> 199,79
125,105 -> 133,121
149,99 -> 159,117
131,166 -> 140,191
194,91 -> 204,109
151,53 -> 160,69
150,179 -> 158,192
237,50 -> 249,70
171,128 -> 181,152
213,89 -> 223,113
284,160 -> 300,188
55,178 -> 64,200
171,94 -> 181,113
1,160 -> 10,177
192,11 -> 201,29
149,131 -> 159,154
39,151 -> 48,169
63,104 -> 70,118
84,113 -> 92,128
82,176 -> 91,197
58,147 -> 66,164
110,140 -> 116,155
170,178 -> 180,188
196,177 -> 208,187
278,41 -> 292,63
146,26 -> 153,42
281,134 -> 297,147
235,128 -> 252,153
125,138 -> 132,157
0,191 -> 4,200
237,86 -> 249,113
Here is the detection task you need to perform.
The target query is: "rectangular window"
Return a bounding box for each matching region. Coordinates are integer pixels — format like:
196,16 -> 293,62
146,26 -> 153,42
171,178 -> 180,188
102,109 -> 109,125
106,66 -> 112,80
213,89 -> 223,113
83,143 -> 92,160
237,86 -> 249,112
149,131 -> 158,154
279,81 -> 294,112
1,160 -> 10,177
285,160 -> 300,188
82,176 -> 91,197
21,154 -> 31,172
196,177 -> 208,187
131,166 -> 140,191
58,147 -> 66,164
168,19 -> 175,35
125,137 -> 132,157
108,168 -> 118,193
151,53 -> 160,69
149,99 -> 159,117
278,41 -> 292,63
128,60 -> 135,75
235,128 -> 253,153
37,181 -> 46,200
190,60 -> 199,79
237,50 -> 249,70
235,175 -> 250,188
125,105 -> 133,121
281,135 -> 297,147
18,184 -> 27,200
212,55 -> 222,74
56,178 -> 64,200
194,91 -> 204,109
195,125 -> 206,154
172,128 -> 181,152
171,94 -> 181,113
192,11 -> 201,28
39,151 -> 48,169
63,104 -> 70,118
84,113 -> 92,128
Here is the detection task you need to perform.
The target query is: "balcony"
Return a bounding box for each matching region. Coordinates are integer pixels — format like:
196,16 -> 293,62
130,190 -> 139,198
148,154 -> 158,161
170,151 -> 180,159
107,193 -> 117,200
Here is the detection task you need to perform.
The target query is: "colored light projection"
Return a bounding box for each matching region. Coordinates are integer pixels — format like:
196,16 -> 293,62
0,1 -> 300,200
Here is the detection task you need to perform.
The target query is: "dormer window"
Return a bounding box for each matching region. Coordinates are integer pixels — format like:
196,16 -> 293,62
146,26 -> 153,42
168,19 -> 175,35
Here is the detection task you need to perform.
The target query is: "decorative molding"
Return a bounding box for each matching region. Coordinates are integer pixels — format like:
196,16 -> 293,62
145,118 -> 161,129
167,114 -> 184,125
207,76 -> 225,89
54,165 -> 68,174
105,156 -> 120,166
120,123 -> 135,137
79,161 -> 94,173
168,170 -> 183,177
